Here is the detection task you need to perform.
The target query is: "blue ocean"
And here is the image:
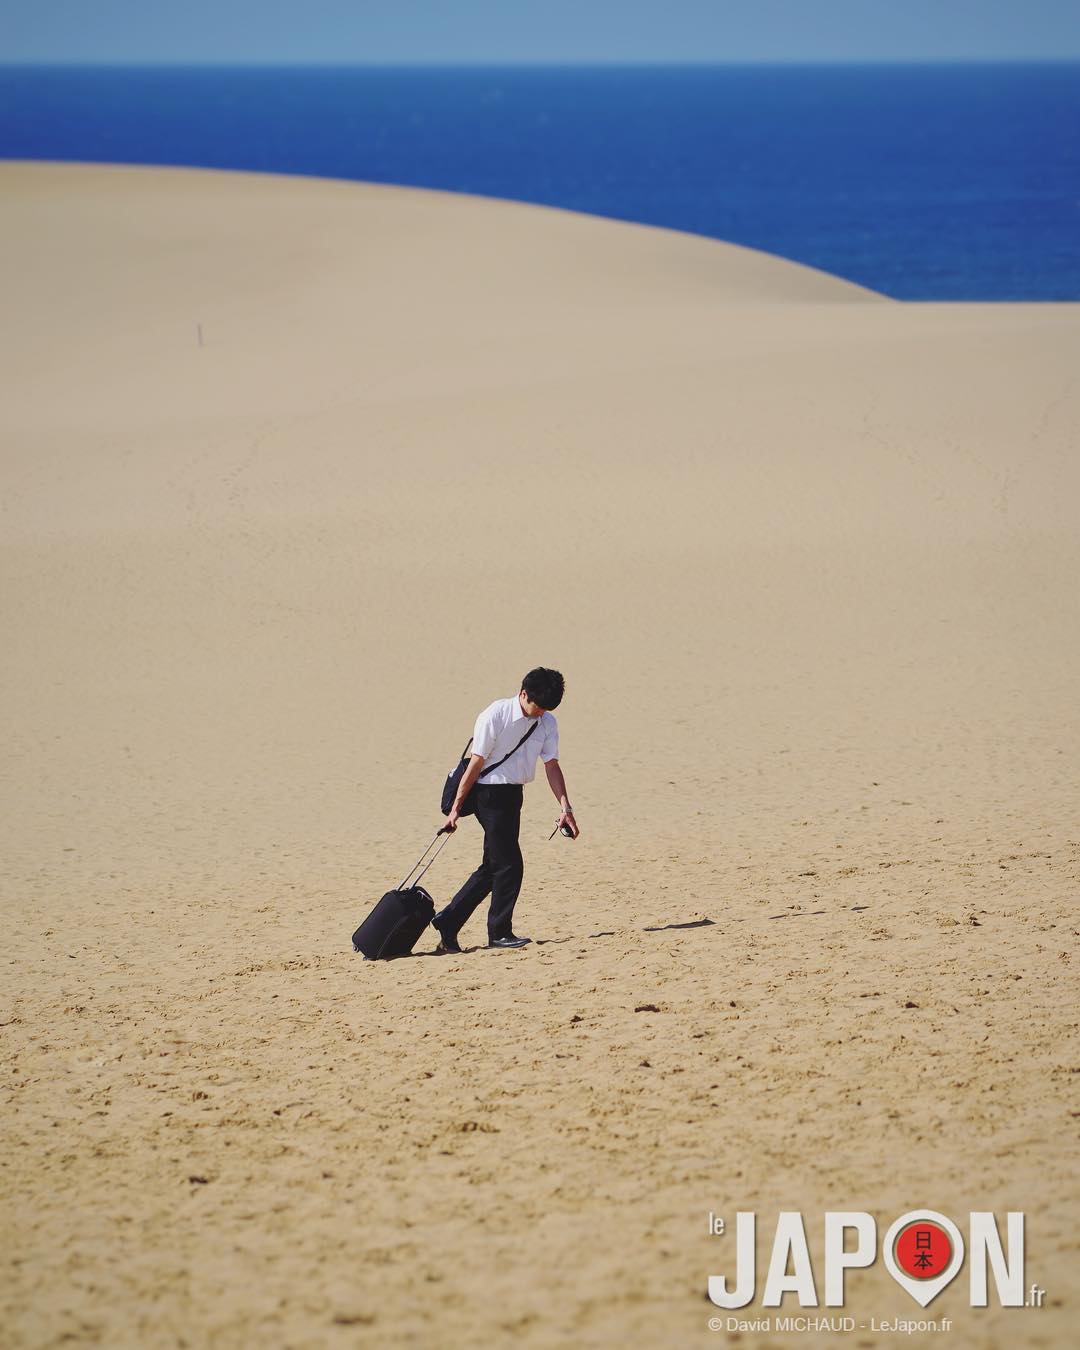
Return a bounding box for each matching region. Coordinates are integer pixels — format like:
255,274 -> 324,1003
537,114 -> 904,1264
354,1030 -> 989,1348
2,62 -> 1078,300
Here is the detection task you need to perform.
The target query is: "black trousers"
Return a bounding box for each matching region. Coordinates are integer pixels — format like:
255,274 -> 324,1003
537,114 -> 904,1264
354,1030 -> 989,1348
436,783 -> 524,941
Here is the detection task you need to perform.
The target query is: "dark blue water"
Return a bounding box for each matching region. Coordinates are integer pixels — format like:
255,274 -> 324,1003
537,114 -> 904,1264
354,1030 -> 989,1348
2,63 -> 1078,299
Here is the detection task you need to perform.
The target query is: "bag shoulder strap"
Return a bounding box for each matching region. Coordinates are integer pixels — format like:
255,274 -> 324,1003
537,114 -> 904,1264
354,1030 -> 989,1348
478,716 -> 540,778
458,714 -> 541,779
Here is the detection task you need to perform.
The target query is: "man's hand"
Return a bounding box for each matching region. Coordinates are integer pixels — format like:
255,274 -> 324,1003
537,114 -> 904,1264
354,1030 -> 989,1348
557,808 -> 580,839
545,761 -> 578,838
441,808 -> 461,833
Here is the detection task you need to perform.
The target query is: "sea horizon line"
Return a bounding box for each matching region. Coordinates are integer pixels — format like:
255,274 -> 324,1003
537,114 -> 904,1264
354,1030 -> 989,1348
4,57 -> 1080,70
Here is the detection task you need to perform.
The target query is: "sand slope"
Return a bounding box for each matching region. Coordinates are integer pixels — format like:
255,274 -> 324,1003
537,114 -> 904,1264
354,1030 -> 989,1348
2,161 -> 1078,1349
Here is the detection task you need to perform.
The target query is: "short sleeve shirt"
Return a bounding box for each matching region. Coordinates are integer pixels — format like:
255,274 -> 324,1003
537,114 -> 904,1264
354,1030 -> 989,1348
472,696 -> 559,786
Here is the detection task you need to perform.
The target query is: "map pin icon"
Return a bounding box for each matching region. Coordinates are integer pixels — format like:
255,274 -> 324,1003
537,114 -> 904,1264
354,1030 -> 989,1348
883,1211 -> 964,1307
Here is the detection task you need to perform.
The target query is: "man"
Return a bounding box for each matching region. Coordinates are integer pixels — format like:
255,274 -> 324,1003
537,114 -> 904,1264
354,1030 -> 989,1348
433,667 -> 579,952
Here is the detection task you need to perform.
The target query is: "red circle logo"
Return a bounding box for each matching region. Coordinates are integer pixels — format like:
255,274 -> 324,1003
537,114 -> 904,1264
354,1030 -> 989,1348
893,1220 -> 952,1279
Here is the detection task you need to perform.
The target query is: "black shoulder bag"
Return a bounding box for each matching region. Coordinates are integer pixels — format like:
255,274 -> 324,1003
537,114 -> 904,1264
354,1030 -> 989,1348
441,718 -> 541,816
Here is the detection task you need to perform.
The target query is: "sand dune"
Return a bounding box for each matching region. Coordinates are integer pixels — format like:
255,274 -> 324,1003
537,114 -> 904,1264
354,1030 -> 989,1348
2,161 -> 1078,1348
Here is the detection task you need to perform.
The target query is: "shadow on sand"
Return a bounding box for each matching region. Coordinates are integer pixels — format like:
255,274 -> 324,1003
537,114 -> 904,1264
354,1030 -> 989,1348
361,906 -> 871,959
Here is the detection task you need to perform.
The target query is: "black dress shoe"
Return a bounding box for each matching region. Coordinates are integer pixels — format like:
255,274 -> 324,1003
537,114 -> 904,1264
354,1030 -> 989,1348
488,934 -> 531,949
431,917 -> 462,953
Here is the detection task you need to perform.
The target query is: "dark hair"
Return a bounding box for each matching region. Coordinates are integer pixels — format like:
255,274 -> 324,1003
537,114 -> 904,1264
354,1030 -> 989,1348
521,667 -> 565,711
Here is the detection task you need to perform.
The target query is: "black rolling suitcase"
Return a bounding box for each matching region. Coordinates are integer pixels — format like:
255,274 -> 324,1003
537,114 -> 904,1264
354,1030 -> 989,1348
351,829 -> 452,960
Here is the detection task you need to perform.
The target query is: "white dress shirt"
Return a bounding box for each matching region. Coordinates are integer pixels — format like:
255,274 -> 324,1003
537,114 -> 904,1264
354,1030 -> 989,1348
472,696 -> 559,786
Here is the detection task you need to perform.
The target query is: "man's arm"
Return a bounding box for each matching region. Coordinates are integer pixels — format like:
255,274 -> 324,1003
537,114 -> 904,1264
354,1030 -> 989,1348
443,754 -> 485,831
544,759 -> 580,838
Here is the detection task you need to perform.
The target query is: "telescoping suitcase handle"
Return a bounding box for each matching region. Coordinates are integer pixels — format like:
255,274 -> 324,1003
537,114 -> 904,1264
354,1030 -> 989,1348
398,828 -> 453,892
